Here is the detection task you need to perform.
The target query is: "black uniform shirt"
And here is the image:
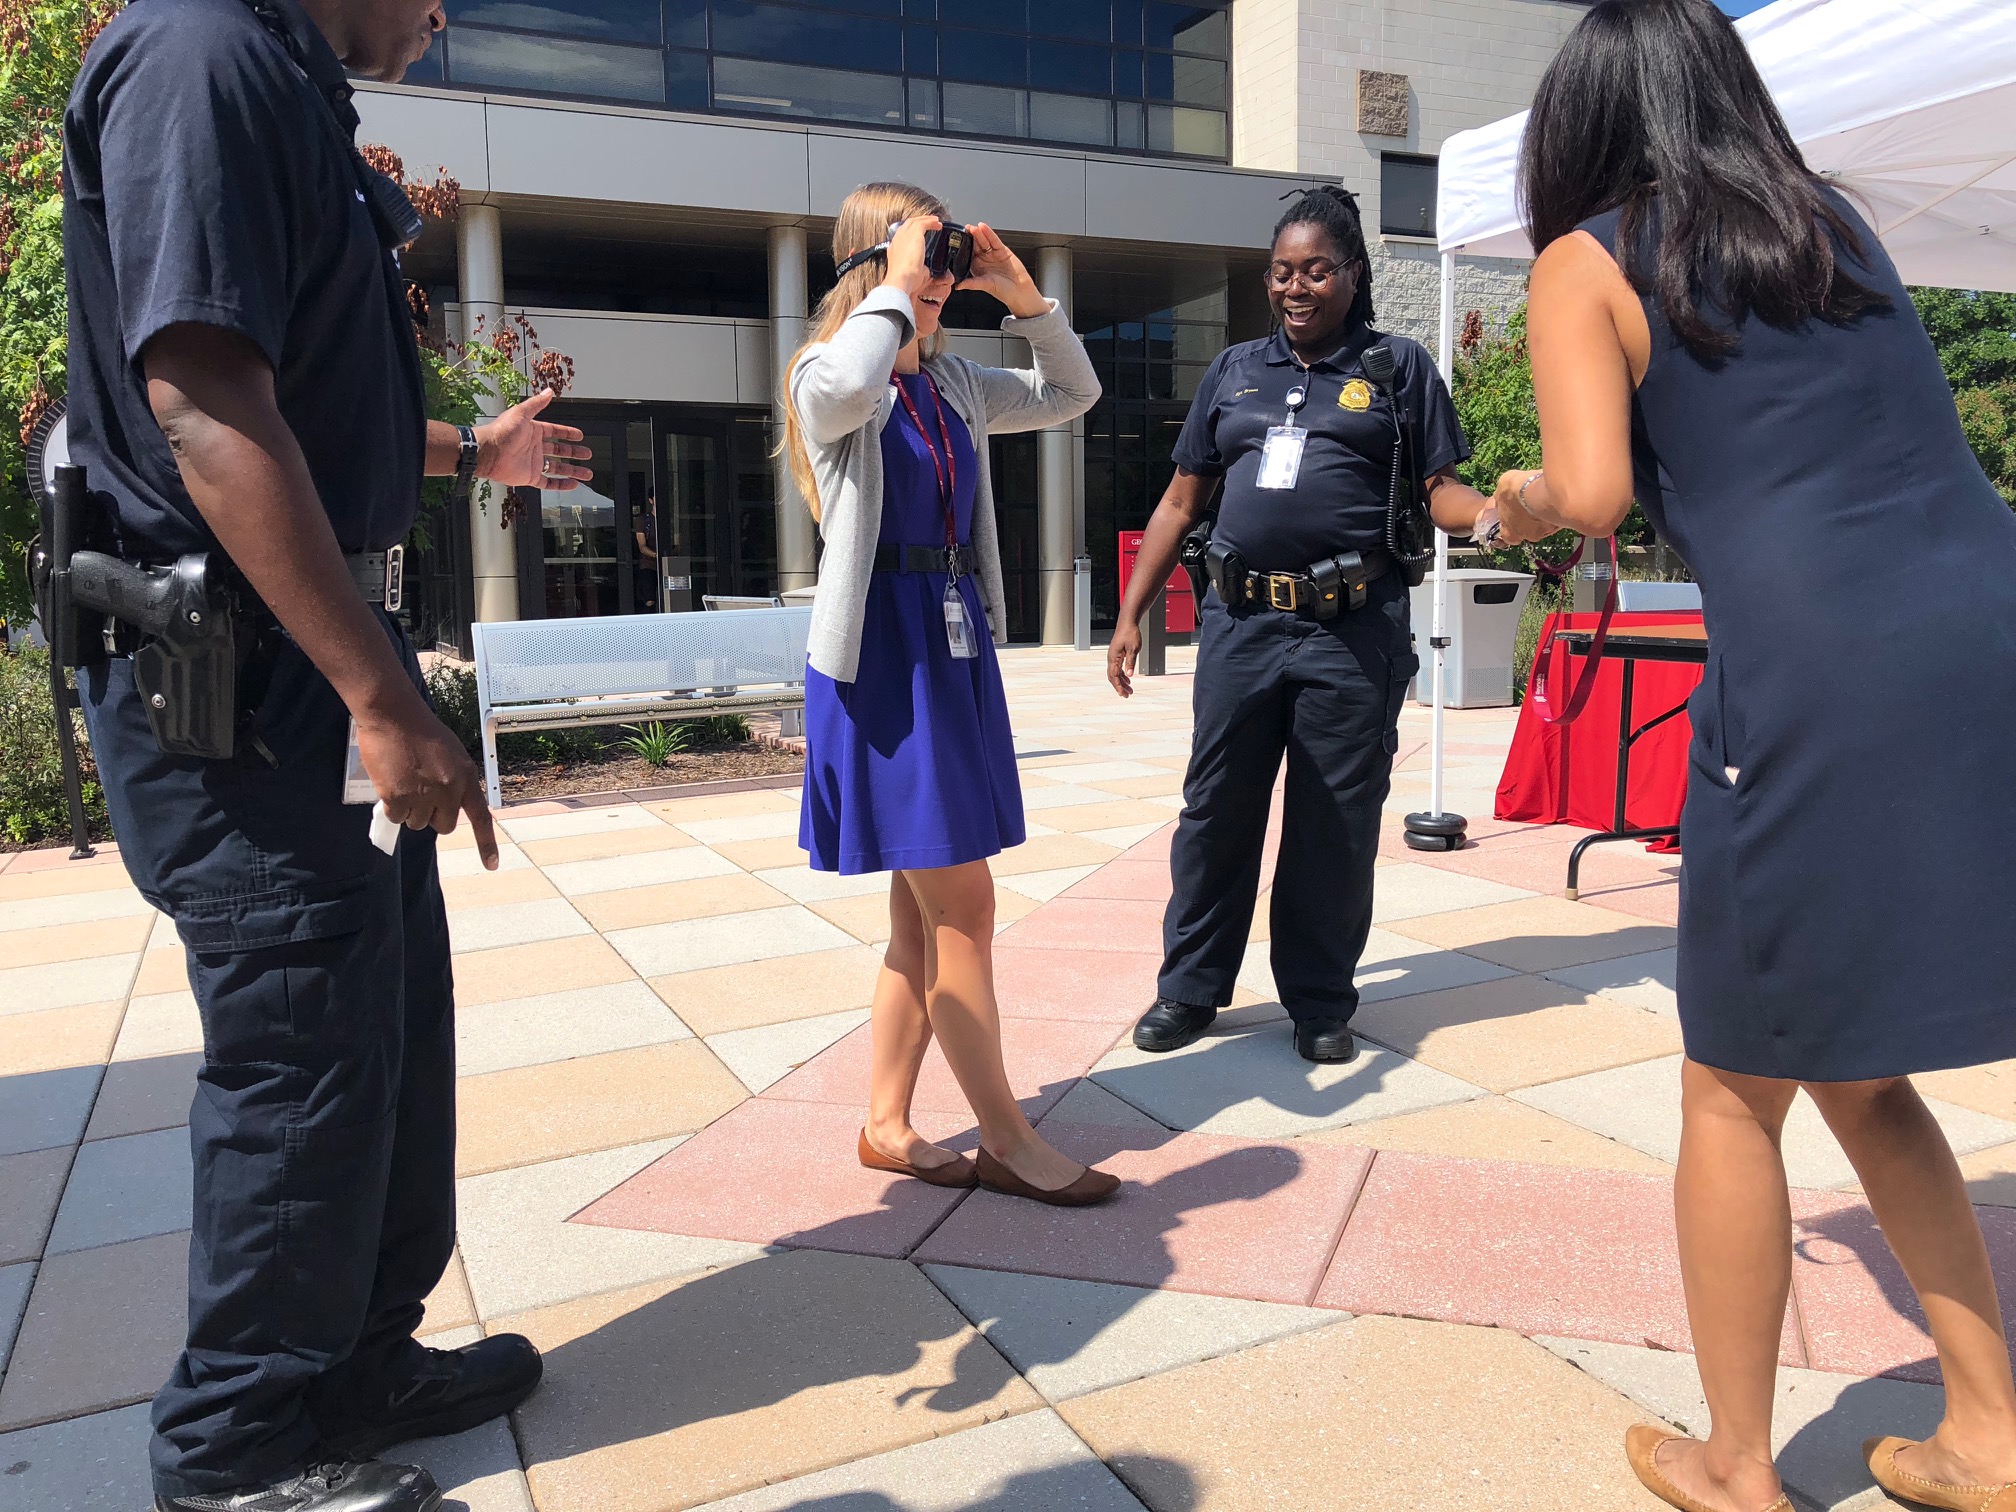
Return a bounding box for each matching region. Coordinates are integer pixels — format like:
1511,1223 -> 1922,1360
1173,327 -> 1469,572
63,0 -> 426,559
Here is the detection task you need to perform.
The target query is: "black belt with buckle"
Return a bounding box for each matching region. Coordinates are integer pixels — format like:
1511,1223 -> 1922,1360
1208,546 -> 1394,619
873,543 -> 974,576
345,546 -> 406,611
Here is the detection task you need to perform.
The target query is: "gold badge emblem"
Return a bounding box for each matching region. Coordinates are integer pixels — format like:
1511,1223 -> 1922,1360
1339,379 -> 1374,412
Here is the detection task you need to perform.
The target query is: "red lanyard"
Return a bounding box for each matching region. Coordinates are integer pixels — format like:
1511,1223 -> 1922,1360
893,370 -> 960,556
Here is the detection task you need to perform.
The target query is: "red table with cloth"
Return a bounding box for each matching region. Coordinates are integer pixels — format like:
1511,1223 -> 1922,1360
1495,610 -> 1706,849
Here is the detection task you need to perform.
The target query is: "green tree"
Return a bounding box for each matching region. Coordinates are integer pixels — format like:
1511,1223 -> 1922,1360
1912,287 -> 2016,503
1448,305 -> 1653,568
1,0 -> 121,626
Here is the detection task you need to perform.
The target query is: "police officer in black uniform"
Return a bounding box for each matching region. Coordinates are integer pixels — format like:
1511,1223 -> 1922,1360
63,0 -> 592,1506
1108,186 -> 1494,1064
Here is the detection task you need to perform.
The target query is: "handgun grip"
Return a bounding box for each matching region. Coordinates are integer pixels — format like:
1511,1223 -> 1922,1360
68,552 -> 213,644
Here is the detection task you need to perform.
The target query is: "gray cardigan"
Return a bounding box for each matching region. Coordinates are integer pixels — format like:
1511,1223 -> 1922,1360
791,285 -> 1101,682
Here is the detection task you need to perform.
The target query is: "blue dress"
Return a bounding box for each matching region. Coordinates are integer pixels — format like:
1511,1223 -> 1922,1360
800,370 -> 1026,875
1583,194 -> 2016,1081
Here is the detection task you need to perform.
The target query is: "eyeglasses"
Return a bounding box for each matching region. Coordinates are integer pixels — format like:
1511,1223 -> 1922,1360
1265,265 -> 1342,292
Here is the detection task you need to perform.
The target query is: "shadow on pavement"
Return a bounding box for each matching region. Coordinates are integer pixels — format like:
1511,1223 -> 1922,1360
736,1453 -> 1196,1511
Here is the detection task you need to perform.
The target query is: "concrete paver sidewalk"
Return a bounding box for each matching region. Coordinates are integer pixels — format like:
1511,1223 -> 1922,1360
1,645 -> 1994,1510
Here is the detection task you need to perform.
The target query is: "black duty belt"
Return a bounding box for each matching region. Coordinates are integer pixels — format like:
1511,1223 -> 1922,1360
345,546 -> 406,611
873,543 -> 974,576
1211,546 -> 1395,618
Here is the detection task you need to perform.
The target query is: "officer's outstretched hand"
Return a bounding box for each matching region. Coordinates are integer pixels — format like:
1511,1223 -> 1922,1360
1107,618 -> 1142,699
357,696 -> 501,871
477,390 -> 594,491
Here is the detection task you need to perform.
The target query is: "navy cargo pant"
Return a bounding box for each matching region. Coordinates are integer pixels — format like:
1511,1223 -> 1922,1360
80,615 -> 455,1500
1158,576 -> 1419,1022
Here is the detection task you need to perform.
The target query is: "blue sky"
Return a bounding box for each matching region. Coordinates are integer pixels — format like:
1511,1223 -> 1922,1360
1716,0 -> 1778,13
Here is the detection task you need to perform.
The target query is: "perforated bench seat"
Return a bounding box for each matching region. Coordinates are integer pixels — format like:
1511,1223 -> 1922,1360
471,608 -> 812,807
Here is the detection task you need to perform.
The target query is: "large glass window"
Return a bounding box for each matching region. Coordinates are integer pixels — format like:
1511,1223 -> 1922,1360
421,0 -> 1231,161
1381,153 -> 1439,238
1079,269 -> 1230,629
446,29 -> 667,102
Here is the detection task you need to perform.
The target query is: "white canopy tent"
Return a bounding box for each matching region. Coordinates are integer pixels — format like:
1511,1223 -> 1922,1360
1407,0 -> 2016,844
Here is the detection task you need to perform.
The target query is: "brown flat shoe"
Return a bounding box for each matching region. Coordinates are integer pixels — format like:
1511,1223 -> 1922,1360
856,1129 -> 977,1189
975,1146 -> 1120,1207
1866,1435 -> 2016,1510
1626,1426 -> 1792,1512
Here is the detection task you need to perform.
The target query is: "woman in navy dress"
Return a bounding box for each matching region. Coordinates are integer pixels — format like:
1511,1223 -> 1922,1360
783,183 -> 1115,1206
1490,3 -> 2016,1508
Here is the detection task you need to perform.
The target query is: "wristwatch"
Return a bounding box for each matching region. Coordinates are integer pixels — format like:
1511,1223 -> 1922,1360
455,423 -> 480,492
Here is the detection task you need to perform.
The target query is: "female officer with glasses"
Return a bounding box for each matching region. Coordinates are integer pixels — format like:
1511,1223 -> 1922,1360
1108,185 -> 1497,1064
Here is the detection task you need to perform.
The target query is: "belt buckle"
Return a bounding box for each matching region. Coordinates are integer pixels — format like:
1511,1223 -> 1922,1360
1266,573 -> 1300,612
383,544 -> 405,613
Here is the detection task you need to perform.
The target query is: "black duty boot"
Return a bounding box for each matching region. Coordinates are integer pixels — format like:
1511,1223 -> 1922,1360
1132,998 -> 1217,1053
318,1335 -> 544,1460
1294,1020 -> 1358,1064
156,1458 -> 441,1512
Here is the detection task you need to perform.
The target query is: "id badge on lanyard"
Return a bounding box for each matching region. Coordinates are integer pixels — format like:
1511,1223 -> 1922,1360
895,374 -> 979,660
1256,380 -> 1312,492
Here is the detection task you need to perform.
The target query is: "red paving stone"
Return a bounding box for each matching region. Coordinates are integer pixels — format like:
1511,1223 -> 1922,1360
1792,1192 -> 2016,1383
1318,1151 -> 1804,1364
913,1123 -> 1373,1306
995,896 -> 1167,956
763,1017 -> 1126,1122
992,945 -> 1161,1024
7,844 -> 123,874
572,1096 -> 974,1258
1065,860 -> 1173,903
1121,825 -> 1177,863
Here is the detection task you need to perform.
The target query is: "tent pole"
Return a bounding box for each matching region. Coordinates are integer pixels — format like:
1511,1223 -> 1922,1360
1405,251 -> 1467,852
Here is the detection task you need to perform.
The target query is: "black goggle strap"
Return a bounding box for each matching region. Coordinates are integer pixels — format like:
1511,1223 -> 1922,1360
834,240 -> 895,281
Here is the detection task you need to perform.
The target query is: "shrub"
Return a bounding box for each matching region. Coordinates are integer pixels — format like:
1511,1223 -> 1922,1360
423,660 -> 481,754
619,720 -> 689,767
683,713 -> 752,745
0,644 -> 108,846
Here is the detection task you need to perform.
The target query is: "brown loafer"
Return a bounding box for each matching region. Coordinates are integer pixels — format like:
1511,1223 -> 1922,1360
975,1146 -> 1120,1207
856,1129 -> 977,1189
1866,1435 -> 2016,1510
1626,1426 -> 1792,1512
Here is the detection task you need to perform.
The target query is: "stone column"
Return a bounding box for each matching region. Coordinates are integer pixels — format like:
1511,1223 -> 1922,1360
769,223 -> 816,592
456,202 -> 519,622
1036,243 -> 1078,645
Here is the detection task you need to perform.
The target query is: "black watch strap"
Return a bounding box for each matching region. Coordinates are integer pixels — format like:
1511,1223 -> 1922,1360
456,423 -> 479,487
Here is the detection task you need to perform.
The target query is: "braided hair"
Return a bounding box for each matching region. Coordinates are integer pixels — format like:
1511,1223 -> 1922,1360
1271,184 -> 1376,330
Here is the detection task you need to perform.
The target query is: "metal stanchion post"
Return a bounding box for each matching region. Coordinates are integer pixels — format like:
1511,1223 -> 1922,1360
1073,554 -> 1092,652
1140,587 -> 1167,677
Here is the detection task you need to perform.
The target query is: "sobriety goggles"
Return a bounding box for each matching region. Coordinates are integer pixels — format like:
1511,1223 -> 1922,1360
834,221 -> 975,283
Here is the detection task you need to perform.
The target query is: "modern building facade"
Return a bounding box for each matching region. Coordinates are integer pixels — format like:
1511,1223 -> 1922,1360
357,0 -> 1585,653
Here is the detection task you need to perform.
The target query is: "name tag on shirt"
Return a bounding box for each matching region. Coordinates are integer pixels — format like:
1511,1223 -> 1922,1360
1256,426 -> 1307,491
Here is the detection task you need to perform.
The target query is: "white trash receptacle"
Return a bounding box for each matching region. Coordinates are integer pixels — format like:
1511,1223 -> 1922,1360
1408,568 -> 1534,708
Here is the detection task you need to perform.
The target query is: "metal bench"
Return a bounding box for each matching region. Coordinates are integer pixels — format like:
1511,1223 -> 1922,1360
471,607 -> 811,808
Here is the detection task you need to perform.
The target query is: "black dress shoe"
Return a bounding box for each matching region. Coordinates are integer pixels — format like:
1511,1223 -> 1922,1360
318,1335 -> 543,1460
1132,998 -> 1217,1053
156,1458 -> 441,1512
1295,1020 -> 1358,1063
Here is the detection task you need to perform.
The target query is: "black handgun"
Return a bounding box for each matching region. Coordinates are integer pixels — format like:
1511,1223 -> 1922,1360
36,464 -> 243,759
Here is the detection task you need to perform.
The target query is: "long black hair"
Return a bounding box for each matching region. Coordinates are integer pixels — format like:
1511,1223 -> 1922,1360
1272,185 -> 1377,330
1519,0 -> 1887,360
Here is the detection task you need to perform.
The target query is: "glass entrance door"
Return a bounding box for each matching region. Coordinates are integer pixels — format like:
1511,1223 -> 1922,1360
531,406 -> 777,617
657,423 -> 722,610
539,426 -> 621,618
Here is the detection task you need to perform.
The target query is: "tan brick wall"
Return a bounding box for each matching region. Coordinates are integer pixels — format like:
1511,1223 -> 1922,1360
1231,0 -> 1303,172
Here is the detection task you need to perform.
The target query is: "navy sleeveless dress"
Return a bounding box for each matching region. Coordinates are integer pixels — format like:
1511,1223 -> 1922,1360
799,370 -> 1026,875
1581,195 -> 2016,1081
